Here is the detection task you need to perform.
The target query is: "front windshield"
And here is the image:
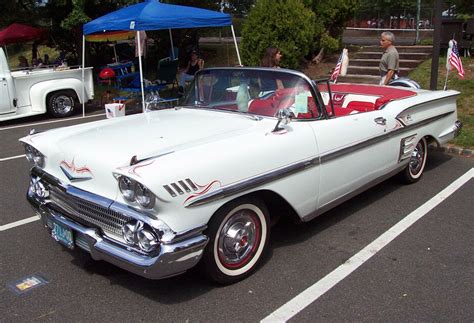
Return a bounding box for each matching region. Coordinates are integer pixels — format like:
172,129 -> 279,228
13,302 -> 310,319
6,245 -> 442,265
181,68 -> 321,119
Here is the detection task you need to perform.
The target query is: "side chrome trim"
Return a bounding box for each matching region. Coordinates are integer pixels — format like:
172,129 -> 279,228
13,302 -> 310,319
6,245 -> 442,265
185,110 -> 455,208
185,156 -> 320,207
396,111 -> 454,130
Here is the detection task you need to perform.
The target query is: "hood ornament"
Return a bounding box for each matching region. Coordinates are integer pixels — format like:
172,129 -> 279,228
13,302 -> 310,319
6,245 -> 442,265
60,158 -> 93,181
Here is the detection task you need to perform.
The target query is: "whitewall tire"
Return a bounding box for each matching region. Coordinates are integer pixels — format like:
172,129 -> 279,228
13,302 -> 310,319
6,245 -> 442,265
202,197 -> 270,284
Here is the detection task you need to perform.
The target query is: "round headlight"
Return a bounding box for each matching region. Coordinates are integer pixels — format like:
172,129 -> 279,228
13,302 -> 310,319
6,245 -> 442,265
34,180 -> 49,198
119,176 -> 136,202
25,145 -> 35,163
137,229 -> 159,252
24,144 -> 45,167
33,154 -> 45,168
135,183 -> 156,208
122,222 -> 138,245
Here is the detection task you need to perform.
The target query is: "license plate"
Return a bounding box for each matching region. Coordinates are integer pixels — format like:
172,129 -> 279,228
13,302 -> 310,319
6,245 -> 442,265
52,221 -> 74,249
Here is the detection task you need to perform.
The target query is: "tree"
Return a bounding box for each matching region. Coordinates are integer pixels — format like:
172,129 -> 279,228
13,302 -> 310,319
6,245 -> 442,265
0,0 -> 40,27
240,0 -> 315,69
306,0 -> 360,62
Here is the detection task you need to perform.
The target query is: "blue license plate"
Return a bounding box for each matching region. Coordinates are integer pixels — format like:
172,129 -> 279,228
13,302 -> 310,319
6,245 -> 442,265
52,221 -> 74,249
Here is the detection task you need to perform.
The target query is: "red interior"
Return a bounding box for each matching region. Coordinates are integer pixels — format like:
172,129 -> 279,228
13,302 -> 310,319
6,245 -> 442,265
214,84 -> 417,118
320,84 -> 417,116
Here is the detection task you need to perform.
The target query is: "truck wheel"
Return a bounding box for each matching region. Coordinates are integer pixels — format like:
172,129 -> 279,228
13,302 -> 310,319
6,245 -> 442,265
401,137 -> 427,184
47,91 -> 76,117
201,197 -> 270,285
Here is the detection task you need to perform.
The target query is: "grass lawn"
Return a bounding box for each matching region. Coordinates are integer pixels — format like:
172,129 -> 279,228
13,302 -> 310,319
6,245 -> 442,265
409,56 -> 473,149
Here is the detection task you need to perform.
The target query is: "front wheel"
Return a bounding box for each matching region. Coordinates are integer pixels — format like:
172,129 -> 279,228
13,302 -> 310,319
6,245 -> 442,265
401,137 -> 427,184
201,197 -> 270,285
47,91 -> 76,117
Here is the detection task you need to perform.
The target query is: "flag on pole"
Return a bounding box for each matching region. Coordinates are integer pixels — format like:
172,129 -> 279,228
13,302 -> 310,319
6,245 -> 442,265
331,49 -> 348,82
448,39 -> 464,79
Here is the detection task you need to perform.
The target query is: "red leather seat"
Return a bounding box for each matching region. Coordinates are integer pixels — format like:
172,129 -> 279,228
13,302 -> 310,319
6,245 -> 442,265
346,101 -> 376,112
248,99 -> 276,116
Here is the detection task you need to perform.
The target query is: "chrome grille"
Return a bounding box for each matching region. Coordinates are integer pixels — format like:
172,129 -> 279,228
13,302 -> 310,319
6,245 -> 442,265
47,184 -> 131,240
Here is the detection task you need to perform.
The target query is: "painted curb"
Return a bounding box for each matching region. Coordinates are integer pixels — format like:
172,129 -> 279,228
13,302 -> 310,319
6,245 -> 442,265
429,144 -> 473,157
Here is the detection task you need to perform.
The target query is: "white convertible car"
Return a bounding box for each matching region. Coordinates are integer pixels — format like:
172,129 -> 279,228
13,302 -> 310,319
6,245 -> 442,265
21,67 -> 462,284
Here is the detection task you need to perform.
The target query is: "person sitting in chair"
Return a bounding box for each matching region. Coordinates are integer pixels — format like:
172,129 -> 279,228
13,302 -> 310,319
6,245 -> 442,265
18,56 -> 29,68
178,50 -> 204,95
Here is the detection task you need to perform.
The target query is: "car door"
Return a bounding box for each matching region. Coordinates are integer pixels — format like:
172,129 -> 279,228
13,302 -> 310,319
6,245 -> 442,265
0,65 -> 15,114
308,110 -> 399,209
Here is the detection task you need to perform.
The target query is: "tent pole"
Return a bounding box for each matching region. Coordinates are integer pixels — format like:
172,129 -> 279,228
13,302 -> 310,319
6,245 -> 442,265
113,45 -> 118,63
137,31 -> 146,113
230,25 -> 241,66
82,35 -> 85,118
169,29 -> 175,59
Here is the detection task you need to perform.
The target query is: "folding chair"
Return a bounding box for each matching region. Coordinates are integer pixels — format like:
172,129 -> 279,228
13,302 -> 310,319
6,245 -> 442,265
156,58 -> 179,89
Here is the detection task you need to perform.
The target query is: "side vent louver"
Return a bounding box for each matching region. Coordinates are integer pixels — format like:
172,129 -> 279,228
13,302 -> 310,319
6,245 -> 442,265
163,178 -> 198,197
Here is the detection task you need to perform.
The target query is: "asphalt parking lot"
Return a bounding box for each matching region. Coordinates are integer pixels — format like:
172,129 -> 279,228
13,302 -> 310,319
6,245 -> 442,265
1,112 -> 473,322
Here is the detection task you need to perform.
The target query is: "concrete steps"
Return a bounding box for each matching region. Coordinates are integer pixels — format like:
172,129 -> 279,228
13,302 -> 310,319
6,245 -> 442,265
354,52 -> 431,60
339,44 -> 432,84
337,74 -> 380,84
347,65 -> 412,77
351,58 -> 423,68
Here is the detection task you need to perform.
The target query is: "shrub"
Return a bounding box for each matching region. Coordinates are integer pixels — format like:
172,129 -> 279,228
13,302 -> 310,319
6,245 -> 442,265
240,0 -> 315,69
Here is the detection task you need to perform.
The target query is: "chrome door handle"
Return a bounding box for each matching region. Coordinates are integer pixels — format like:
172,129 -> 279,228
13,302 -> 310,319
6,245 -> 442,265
374,117 -> 386,125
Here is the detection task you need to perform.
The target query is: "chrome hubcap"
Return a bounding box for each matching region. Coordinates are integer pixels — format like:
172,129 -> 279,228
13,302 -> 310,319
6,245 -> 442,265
218,210 -> 261,269
53,95 -> 74,114
409,141 -> 424,175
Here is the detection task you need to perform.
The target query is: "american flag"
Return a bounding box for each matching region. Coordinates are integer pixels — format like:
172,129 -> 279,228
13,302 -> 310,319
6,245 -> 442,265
448,40 -> 464,79
330,50 -> 344,81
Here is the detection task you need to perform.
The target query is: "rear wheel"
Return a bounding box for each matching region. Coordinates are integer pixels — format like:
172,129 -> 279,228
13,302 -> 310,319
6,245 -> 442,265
47,91 -> 76,117
201,197 -> 270,285
401,137 -> 427,184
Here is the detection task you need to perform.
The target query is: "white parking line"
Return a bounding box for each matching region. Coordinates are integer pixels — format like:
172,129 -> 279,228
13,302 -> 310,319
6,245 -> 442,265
0,154 -> 26,162
261,168 -> 474,323
0,113 -> 105,131
0,215 -> 40,232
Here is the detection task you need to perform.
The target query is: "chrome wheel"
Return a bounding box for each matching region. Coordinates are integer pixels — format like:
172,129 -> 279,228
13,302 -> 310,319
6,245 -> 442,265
401,137 -> 427,184
409,141 -> 425,177
48,91 -> 75,117
202,197 -> 270,284
217,208 -> 261,269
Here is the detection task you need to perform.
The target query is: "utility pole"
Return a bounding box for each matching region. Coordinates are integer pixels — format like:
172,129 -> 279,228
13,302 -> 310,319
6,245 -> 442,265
415,0 -> 421,44
430,0 -> 443,90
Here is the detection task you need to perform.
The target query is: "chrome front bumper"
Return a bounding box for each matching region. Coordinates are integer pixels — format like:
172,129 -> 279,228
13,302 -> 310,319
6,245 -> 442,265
28,190 -> 209,280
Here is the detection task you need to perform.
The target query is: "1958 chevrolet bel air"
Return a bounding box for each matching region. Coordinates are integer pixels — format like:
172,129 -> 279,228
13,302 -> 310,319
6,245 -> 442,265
21,67 -> 462,284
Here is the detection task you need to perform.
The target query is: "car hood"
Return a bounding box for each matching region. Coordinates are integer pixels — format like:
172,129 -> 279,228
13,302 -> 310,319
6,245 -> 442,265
22,108 -> 271,199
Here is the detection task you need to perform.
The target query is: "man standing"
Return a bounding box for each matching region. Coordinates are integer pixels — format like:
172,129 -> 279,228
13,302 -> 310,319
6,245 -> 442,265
379,31 -> 399,85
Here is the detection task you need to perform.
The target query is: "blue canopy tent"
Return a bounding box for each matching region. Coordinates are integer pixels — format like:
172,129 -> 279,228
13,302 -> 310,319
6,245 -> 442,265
81,0 -> 241,114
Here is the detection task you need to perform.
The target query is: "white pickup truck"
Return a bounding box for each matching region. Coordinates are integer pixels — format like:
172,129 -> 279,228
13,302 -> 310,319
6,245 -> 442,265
0,47 -> 94,121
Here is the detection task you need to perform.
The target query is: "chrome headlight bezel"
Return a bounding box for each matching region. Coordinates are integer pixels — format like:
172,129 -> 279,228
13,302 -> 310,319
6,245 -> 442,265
116,175 -> 157,209
121,220 -> 160,253
135,183 -> 156,209
24,144 -> 45,168
118,176 -> 137,202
